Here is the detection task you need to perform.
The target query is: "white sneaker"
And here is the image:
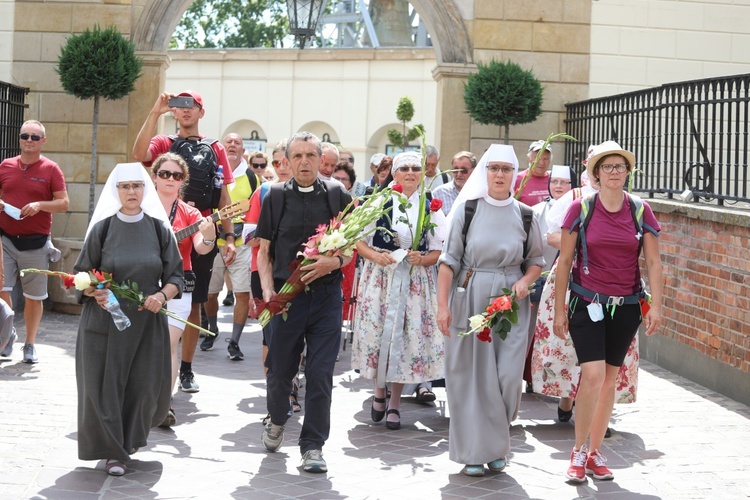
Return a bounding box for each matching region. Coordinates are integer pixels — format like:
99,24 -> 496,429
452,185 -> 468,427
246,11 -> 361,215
262,422 -> 284,452
1,329 -> 16,357
301,449 -> 327,473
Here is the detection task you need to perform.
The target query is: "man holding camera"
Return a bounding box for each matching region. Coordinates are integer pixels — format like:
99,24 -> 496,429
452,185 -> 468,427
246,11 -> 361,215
133,90 -> 235,395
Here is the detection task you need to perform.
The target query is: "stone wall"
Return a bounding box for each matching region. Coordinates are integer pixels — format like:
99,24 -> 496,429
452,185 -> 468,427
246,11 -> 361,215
643,199 -> 750,405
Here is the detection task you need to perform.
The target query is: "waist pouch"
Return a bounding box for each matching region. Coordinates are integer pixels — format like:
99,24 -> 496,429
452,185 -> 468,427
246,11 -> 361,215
183,270 -> 196,293
3,232 -> 48,251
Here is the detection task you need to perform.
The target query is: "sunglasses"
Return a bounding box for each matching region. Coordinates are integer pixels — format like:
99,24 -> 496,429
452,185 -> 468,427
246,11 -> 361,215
156,170 -> 186,181
251,162 -> 267,169
117,182 -> 145,191
456,168 -> 473,175
397,166 -> 422,173
19,133 -> 43,141
272,160 -> 281,168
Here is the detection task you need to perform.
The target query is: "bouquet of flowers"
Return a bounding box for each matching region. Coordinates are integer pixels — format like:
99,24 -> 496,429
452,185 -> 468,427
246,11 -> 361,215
21,268 -> 212,335
459,282 -> 540,342
255,187 -> 396,327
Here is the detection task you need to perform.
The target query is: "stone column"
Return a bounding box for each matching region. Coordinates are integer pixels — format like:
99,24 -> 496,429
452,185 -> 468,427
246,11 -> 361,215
432,63 -> 476,158
128,52 -> 170,161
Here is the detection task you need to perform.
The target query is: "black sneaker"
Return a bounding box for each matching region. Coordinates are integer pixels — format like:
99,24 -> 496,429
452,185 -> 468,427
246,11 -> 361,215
226,339 -> 244,361
222,291 -> 235,306
200,327 -> 219,351
179,371 -> 200,393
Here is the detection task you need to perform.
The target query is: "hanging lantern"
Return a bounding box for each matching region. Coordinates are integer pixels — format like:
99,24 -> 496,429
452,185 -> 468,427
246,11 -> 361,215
286,0 -> 327,49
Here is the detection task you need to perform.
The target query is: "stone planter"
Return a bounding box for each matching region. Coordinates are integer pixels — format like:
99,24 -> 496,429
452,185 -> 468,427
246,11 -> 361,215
48,237 -> 83,315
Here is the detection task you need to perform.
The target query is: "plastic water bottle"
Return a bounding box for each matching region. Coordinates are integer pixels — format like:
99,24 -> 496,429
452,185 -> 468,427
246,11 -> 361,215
214,165 -> 224,189
99,286 -> 131,331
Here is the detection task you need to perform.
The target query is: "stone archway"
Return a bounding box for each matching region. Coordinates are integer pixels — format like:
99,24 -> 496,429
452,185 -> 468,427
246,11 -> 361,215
133,0 -> 472,64
130,0 -> 475,168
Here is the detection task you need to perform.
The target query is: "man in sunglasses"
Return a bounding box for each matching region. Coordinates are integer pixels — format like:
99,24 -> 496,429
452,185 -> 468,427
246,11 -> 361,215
133,90 -> 235,394
514,139 -> 554,206
432,151 -> 477,215
0,120 -> 69,363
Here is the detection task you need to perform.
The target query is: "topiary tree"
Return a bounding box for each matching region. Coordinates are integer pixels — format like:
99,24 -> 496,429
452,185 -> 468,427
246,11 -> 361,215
464,60 -> 543,144
387,96 -> 425,150
57,25 -> 143,221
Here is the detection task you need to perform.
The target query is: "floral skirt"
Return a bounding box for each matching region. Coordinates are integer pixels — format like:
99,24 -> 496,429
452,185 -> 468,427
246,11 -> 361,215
530,260 -> 639,404
350,257 -> 445,384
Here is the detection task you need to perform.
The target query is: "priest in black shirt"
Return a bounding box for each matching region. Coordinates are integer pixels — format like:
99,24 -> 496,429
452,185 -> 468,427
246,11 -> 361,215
255,131 -> 352,473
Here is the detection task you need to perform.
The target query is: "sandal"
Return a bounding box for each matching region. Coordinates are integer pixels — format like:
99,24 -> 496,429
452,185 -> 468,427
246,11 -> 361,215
290,392 -> 302,413
105,459 -> 126,476
385,408 -> 401,430
371,396 -> 386,422
415,387 -> 436,403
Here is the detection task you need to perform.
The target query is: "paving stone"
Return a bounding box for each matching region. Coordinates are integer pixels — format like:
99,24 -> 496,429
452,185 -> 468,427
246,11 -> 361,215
1,309 -> 749,498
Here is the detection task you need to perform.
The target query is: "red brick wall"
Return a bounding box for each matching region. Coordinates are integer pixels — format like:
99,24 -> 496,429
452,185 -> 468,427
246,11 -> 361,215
652,205 -> 750,373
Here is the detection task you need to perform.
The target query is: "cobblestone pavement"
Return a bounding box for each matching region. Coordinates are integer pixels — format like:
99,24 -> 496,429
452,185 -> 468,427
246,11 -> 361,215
0,305 -> 748,499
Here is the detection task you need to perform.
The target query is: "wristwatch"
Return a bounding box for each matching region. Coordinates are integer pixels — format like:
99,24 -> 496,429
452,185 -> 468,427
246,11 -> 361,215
203,238 -> 215,246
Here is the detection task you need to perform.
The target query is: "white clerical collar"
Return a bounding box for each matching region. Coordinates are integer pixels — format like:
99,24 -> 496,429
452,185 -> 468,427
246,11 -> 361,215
117,210 -> 144,223
296,184 -> 315,193
482,194 -> 514,207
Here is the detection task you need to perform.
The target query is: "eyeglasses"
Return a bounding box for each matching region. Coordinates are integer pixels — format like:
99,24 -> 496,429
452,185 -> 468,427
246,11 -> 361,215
397,166 -> 422,173
272,160 -> 281,168
487,165 -> 514,175
251,162 -> 267,169
550,179 -> 571,186
333,176 -> 350,183
156,170 -> 186,181
599,163 -> 629,174
456,168 -> 473,175
117,182 -> 145,191
19,133 -> 43,141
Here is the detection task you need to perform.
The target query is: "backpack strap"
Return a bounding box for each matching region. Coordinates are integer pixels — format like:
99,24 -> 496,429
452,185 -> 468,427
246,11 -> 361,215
441,171 -> 450,184
520,203 -> 533,261
248,171 -> 259,193
322,180 -> 342,218
462,198 -> 478,247
267,182 -> 289,260
569,193 -> 597,275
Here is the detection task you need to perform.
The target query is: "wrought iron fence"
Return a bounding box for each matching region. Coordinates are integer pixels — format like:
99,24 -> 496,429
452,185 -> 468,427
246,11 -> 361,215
565,74 -> 750,207
0,81 -> 29,162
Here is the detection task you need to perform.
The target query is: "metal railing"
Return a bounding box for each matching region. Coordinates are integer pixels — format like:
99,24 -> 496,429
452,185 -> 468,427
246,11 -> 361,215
565,74 -> 750,207
0,81 -> 29,162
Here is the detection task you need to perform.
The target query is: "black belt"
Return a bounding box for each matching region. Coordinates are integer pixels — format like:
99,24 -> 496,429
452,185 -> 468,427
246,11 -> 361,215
569,281 -> 641,306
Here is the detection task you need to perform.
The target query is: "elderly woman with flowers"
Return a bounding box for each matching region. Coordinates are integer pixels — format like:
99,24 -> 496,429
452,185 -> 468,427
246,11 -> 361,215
351,151 -> 447,431
436,144 -> 544,477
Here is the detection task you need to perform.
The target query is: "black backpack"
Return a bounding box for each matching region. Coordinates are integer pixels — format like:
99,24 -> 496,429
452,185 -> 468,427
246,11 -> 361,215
267,180 -> 344,260
169,135 -> 221,211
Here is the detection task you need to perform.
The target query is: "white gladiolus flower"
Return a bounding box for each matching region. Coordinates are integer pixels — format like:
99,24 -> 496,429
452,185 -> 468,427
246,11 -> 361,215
319,230 -> 347,253
74,272 -> 92,291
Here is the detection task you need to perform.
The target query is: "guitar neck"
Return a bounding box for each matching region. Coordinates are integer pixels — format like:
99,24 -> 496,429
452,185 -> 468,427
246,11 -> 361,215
174,211 -> 222,242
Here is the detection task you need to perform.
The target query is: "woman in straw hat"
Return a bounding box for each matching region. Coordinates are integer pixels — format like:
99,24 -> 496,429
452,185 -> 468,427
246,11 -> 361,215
554,141 -> 663,483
